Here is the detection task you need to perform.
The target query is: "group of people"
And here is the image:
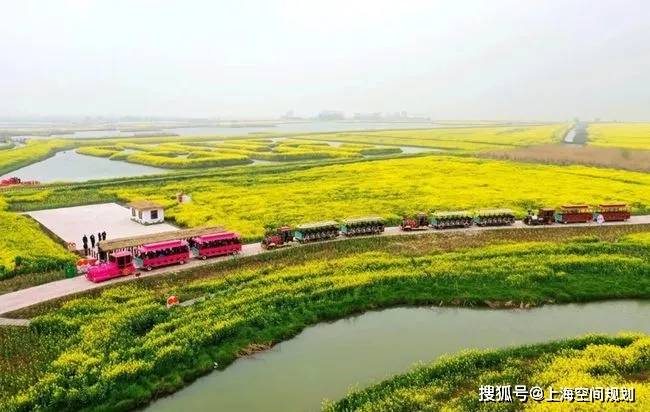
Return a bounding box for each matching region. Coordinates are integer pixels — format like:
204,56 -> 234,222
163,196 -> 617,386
82,231 -> 107,256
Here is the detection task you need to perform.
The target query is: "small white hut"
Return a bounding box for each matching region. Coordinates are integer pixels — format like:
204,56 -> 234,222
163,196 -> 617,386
127,200 -> 165,225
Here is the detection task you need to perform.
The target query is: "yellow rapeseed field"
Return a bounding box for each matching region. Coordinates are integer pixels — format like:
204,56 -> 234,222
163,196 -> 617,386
588,123 -> 650,150
104,155 -> 650,239
297,124 -> 568,151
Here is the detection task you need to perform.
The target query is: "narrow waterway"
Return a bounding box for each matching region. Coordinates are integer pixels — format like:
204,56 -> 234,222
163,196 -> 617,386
146,300 -> 649,412
0,150 -> 168,182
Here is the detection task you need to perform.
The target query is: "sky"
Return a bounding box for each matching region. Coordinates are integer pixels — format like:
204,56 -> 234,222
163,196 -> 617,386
1,0 -> 649,121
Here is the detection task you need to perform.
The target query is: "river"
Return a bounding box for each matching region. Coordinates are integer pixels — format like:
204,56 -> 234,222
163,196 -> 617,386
9,121 -> 439,140
146,300 -> 649,412
0,150 -> 168,182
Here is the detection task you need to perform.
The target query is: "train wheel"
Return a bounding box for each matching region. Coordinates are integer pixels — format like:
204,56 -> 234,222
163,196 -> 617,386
146,266 -> 152,271
201,255 -> 207,260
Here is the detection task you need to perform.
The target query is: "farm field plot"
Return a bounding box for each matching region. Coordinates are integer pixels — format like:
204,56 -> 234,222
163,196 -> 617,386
326,334 -> 649,412
295,124 -> 568,152
74,138 -> 405,169
481,143 -> 650,172
0,210 -> 75,279
6,154 -> 650,241
2,229 -> 650,411
588,123 -> 650,150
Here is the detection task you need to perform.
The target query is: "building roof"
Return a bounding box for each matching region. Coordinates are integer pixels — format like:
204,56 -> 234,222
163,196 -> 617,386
99,226 -> 224,252
127,200 -> 163,210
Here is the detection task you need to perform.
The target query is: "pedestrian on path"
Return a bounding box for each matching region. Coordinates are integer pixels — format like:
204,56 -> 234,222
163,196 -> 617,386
90,234 -> 96,249
102,231 -> 106,241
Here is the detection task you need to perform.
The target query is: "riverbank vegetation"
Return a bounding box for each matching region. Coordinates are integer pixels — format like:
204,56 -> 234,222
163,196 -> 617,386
589,123 -> 650,150
72,138 -> 404,168
325,333 -> 649,411
1,228 -> 650,410
0,139 -> 75,176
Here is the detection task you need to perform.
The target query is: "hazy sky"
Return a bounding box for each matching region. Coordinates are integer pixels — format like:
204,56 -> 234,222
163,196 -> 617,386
1,0 -> 649,120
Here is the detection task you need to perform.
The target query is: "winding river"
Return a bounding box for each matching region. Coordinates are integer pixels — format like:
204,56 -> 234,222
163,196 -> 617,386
146,300 -> 649,412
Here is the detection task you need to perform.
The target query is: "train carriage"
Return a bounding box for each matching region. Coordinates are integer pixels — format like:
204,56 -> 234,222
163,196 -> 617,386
135,240 -> 191,270
191,232 -> 242,259
340,216 -> 385,236
595,204 -> 630,222
473,209 -> 515,227
293,221 -> 339,243
555,205 -> 592,224
261,226 -> 294,249
430,211 -> 473,229
400,212 -> 430,231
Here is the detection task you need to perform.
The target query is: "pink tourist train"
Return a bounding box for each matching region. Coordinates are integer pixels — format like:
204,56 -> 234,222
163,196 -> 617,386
85,251 -> 137,282
135,240 -> 191,271
84,232 -> 243,283
191,232 -> 241,259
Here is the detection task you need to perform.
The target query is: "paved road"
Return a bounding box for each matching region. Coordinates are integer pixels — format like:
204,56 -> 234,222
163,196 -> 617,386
2,215 -> 650,317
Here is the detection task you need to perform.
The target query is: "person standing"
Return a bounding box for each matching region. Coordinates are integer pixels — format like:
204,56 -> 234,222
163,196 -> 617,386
90,234 -> 96,249
102,231 -> 106,241
82,235 -> 89,256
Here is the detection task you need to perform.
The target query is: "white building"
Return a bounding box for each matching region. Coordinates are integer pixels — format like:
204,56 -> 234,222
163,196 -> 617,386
128,200 -> 165,225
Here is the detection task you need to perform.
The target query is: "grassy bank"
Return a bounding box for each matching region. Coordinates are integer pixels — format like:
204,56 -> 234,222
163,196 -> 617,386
1,228 -> 650,411
325,333 -> 649,411
0,140 -> 75,176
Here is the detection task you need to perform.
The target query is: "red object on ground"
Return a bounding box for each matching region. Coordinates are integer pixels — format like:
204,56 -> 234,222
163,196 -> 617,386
166,295 -> 180,307
86,251 -> 136,282
137,240 -> 190,270
0,177 -> 40,187
191,232 -> 241,259
597,204 -> 631,222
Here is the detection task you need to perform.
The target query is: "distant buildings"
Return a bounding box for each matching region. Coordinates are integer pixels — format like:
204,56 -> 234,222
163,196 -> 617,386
317,110 -> 345,121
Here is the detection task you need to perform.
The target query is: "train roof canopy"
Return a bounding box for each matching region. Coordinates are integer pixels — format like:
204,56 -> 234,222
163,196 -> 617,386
476,208 -> 514,216
561,204 -> 590,209
295,220 -> 339,230
99,226 -> 224,252
194,232 -> 240,243
432,211 -> 471,217
343,216 -> 384,224
139,239 -> 187,252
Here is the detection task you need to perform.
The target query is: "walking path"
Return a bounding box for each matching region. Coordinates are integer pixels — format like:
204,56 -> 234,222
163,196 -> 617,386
2,215 -> 650,317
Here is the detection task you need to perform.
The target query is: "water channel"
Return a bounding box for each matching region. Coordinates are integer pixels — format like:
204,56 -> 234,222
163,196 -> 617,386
146,300 -> 649,412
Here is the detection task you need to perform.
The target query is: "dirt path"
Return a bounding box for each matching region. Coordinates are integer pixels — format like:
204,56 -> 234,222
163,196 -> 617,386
2,216 -> 650,317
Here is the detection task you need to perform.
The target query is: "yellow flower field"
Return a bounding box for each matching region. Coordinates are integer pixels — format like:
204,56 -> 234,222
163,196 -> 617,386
588,123 -> 650,150
296,124 -> 568,151
0,210 -> 75,277
102,154 -> 650,239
